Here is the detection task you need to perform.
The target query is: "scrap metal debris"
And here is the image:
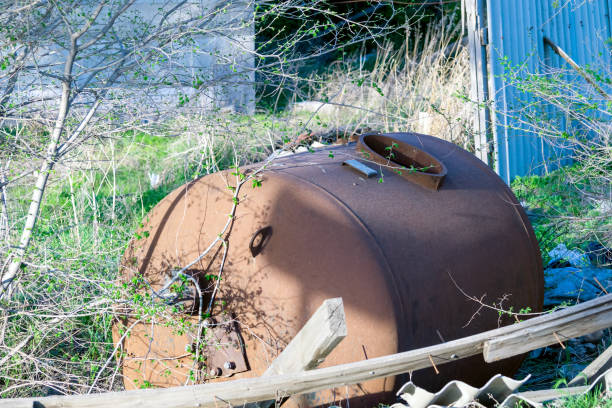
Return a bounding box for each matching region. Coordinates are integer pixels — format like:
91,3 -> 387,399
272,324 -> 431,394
390,369 -> 612,408
390,373 -> 529,408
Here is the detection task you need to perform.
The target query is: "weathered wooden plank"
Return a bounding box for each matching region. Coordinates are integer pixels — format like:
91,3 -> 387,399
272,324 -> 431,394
2,294 -> 611,408
0,339 -> 488,408
483,297 -> 612,362
263,297 -> 346,376
543,37 -> 610,100
256,297 -> 346,408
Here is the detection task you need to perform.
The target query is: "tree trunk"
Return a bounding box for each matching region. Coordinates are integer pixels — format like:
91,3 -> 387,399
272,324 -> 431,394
0,46 -> 75,295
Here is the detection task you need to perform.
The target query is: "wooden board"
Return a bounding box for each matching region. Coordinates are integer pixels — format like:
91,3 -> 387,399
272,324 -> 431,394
2,294 -> 611,408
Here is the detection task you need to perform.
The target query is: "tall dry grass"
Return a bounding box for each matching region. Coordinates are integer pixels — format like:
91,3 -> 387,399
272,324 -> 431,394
295,18 -> 473,150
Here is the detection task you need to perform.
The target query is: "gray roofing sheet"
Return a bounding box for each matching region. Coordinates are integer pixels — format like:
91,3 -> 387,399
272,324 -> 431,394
389,368 -> 611,408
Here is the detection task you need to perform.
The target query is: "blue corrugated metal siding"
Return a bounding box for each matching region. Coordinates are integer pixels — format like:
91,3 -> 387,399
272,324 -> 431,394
485,0 -> 611,184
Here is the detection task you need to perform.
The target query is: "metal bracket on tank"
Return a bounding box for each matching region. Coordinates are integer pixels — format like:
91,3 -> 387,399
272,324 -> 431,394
342,159 -> 378,178
202,317 -> 249,378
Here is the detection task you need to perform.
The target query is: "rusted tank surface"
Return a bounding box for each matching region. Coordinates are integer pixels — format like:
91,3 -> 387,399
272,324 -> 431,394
113,132 -> 544,406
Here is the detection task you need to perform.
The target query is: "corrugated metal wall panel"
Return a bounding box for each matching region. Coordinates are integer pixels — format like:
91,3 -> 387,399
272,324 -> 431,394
608,1 -> 612,35
483,0 -> 611,184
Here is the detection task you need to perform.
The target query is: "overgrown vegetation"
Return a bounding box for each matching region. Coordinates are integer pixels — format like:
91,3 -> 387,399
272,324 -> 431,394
254,1 -> 461,109
504,58 -> 611,267
548,388 -> 612,408
513,162 -> 611,266
298,13 -> 472,149
0,113 -> 308,395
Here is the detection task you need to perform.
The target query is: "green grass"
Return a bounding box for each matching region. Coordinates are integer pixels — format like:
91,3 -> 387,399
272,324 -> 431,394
511,163 -> 611,265
0,131 -> 221,396
545,387 -> 612,408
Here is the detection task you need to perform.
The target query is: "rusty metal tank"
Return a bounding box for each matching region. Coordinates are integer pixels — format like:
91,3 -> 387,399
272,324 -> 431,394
113,132 -> 544,406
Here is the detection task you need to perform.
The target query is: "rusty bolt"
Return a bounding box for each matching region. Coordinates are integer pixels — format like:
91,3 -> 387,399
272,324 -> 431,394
209,367 -> 222,377
223,361 -> 236,370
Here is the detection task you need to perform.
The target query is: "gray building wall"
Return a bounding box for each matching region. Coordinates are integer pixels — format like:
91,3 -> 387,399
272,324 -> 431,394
5,0 -> 255,117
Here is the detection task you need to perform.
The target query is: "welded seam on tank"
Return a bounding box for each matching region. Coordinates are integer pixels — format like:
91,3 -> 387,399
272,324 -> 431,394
270,170 -> 408,329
